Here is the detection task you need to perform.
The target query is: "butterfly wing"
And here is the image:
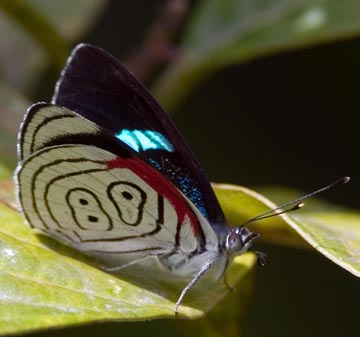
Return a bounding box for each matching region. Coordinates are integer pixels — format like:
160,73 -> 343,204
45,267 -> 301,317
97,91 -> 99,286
52,44 -> 228,235
18,103 -> 133,162
16,104 -> 219,266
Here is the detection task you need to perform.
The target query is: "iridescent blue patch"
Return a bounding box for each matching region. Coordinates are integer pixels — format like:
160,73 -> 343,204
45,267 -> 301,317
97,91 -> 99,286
176,174 -> 207,218
116,129 -> 174,153
117,129 -> 206,218
149,157 -> 207,218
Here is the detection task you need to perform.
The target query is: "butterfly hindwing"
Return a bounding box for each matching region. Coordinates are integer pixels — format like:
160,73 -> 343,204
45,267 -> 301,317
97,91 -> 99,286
17,143 -> 219,267
52,44 -> 228,234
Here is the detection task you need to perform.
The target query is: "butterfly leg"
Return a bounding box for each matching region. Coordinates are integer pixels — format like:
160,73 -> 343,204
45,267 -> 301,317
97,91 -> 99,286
101,255 -> 156,272
254,250 -> 268,267
174,261 -> 213,316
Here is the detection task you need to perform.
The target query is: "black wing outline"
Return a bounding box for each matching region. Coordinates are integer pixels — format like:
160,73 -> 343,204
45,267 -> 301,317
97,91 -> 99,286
52,44 -> 227,234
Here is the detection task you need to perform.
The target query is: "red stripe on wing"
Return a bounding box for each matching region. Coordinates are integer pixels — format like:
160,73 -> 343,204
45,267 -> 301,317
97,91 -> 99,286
107,157 -> 199,235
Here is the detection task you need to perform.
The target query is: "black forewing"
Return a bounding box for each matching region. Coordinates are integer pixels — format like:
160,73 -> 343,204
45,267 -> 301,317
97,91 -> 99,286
52,44 -> 227,234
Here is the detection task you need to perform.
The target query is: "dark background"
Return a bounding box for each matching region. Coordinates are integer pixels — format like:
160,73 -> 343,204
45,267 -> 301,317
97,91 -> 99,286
31,1 -> 360,336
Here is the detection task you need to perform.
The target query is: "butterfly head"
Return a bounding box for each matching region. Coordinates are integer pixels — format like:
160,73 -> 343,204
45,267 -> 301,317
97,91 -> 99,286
225,227 -> 267,266
225,227 -> 259,254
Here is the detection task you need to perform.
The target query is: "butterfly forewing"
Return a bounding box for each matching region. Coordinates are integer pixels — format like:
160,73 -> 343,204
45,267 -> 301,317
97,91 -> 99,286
19,104 -> 98,161
52,44 -> 228,235
19,103 -> 134,163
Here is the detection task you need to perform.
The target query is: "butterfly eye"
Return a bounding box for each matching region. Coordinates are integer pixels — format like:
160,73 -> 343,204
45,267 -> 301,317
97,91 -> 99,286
225,232 -> 243,253
107,182 -> 147,226
66,188 -> 113,231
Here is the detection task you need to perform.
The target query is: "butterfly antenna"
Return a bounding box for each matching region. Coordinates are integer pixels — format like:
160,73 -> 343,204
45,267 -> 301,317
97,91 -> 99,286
241,176 -> 350,227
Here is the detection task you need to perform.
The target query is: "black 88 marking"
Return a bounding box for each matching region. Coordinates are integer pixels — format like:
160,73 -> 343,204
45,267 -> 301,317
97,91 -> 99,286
107,181 -> 147,226
65,181 -> 148,230
66,188 -> 113,231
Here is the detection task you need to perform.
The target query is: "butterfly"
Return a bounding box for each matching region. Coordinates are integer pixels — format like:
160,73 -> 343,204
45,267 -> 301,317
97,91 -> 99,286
15,44 -> 266,314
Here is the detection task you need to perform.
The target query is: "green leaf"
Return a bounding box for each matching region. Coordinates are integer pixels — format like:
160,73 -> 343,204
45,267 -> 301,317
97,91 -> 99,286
214,183 -> 360,277
0,0 -> 109,92
0,165 -> 11,181
0,182 -> 255,335
214,183 -> 306,247
153,0 -> 360,111
176,267 -> 253,337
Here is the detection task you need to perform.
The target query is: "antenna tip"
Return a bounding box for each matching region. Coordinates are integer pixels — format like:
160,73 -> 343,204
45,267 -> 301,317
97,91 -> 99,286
297,202 -> 305,209
338,176 -> 351,185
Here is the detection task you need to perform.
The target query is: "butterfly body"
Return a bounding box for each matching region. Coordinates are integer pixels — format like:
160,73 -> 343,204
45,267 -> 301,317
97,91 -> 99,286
15,44 -> 261,314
